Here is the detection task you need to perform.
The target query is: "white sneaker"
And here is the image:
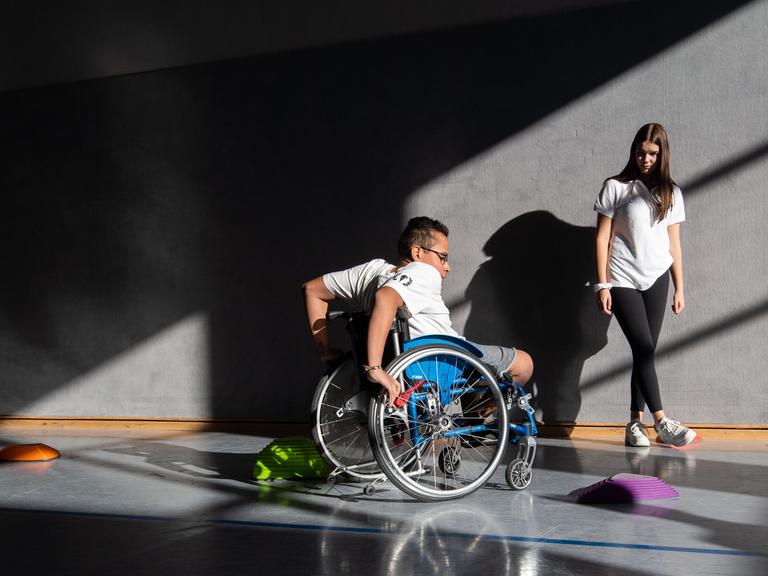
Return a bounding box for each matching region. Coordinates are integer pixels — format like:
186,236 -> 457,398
624,420 -> 650,447
654,417 -> 696,447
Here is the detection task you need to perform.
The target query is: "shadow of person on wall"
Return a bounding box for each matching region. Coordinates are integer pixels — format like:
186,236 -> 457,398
464,211 -> 610,427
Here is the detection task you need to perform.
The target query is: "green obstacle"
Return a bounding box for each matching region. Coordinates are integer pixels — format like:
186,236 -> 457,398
252,436 -> 331,480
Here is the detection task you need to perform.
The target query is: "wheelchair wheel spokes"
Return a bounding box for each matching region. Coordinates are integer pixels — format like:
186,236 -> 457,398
311,355 -> 380,479
318,412 -> 361,430
369,345 -> 508,501
324,424 -> 369,451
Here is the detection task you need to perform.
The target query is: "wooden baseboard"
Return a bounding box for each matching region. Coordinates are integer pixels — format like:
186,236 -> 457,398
537,422 -> 768,440
0,416 -> 311,436
1,417 -> 767,440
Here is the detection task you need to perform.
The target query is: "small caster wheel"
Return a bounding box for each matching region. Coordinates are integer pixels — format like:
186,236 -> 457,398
363,483 -> 376,496
327,473 -> 338,486
438,446 -> 461,475
505,458 -> 532,490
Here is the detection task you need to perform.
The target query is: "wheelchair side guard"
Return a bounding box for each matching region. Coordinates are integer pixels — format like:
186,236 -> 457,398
335,389 -> 369,418
401,338 -> 484,406
403,335 -> 484,358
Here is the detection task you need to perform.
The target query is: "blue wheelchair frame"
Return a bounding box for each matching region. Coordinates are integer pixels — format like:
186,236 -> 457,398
401,335 -> 537,451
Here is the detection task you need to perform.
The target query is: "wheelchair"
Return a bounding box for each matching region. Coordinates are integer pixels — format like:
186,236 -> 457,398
311,312 -> 537,501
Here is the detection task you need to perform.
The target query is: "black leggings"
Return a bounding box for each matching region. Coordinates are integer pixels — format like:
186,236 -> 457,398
611,272 -> 669,413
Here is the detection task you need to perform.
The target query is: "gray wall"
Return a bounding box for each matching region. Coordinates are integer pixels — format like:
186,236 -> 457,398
1,0 -> 766,424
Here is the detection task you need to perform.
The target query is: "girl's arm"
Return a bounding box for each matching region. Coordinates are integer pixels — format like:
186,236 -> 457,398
668,223 -> 685,315
595,213 -> 613,315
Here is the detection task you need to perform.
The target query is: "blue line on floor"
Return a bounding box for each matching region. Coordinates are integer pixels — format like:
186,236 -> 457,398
2,507 -> 763,558
216,518 -> 763,558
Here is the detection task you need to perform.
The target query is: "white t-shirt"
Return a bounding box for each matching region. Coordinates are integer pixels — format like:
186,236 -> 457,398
594,178 -> 685,290
382,261 -> 459,339
322,258 -> 396,312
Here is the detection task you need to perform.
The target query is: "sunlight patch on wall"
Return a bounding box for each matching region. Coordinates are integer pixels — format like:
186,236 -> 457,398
18,313 -> 210,418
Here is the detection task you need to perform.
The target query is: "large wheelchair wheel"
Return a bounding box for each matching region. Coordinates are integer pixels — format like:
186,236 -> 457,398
369,345 -> 508,501
311,354 -> 380,480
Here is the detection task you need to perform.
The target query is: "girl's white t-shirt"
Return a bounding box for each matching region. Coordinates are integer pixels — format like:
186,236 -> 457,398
594,178 -> 685,290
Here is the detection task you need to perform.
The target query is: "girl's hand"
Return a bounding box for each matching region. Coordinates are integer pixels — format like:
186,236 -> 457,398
597,288 -> 612,316
672,291 -> 685,315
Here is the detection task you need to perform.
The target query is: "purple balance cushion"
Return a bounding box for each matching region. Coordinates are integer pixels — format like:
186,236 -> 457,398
570,473 -> 679,504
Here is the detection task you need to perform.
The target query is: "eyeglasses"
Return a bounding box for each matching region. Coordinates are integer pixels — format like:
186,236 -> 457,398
419,246 -> 449,264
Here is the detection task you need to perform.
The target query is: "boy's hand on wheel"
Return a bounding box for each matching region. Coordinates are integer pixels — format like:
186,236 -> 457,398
366,368 -> 400,406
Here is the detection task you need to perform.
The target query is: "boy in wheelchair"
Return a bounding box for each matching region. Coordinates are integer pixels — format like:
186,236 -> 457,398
303,216 -> 533,406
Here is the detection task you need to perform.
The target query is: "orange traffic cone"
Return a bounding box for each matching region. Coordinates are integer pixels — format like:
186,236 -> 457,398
0,443 -> 61,462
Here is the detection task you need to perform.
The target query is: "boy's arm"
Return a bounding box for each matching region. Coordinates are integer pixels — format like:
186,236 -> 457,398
365,286 -> 404,405
302,276 -> 340,362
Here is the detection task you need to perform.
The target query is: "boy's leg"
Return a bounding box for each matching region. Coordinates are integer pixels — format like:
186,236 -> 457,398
470,343 -> 533,385
505,349 -> 533,385
465,343 -> 533,419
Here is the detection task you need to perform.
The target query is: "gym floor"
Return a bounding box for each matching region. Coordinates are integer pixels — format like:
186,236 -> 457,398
1,427 -> 766,575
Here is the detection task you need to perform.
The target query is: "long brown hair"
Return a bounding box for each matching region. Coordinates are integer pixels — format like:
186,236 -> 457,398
612,123 -> 676,222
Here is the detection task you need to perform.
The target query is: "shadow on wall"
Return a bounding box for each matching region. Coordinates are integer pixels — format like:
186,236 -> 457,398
464,211 -> 610,423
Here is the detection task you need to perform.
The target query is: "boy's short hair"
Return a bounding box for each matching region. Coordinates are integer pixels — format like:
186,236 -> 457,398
398,217 -> 449,261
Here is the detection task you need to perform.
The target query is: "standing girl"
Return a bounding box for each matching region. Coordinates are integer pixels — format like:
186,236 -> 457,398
594,123 -> 697,447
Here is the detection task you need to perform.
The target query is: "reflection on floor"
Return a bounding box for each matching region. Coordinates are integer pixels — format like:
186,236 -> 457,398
0,428 -> 766,576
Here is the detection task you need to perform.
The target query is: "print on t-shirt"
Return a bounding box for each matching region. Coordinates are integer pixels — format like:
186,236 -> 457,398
392,273 -> 412,286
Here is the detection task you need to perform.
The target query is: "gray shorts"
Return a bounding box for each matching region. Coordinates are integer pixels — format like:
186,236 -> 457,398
468,341 -> 517,378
